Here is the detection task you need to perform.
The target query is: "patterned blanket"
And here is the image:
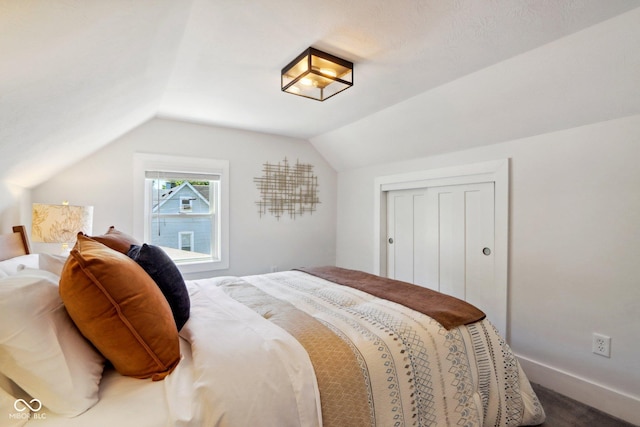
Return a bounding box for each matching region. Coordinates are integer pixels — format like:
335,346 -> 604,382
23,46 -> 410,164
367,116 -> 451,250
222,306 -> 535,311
219,270 -> 545,427
295,266 -> 486,329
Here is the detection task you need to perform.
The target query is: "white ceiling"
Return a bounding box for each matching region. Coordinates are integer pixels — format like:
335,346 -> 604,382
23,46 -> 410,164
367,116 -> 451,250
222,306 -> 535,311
1,0 -> 639,187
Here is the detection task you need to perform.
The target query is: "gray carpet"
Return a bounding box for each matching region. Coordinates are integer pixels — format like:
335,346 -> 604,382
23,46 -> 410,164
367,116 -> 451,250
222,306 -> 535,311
531,383 -> 638,427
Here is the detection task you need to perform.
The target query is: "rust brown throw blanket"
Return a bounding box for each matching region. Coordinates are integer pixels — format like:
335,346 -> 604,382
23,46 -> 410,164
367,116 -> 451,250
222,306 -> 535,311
295,266 -> 485,329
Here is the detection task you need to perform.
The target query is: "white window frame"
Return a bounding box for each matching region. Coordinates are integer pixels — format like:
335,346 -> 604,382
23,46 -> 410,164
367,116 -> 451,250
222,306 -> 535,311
133,153 -> 230,274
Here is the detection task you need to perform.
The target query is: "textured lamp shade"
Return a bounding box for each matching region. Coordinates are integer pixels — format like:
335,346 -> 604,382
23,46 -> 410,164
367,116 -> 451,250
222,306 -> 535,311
32,203 -> 94,245
281,47 -> 353,101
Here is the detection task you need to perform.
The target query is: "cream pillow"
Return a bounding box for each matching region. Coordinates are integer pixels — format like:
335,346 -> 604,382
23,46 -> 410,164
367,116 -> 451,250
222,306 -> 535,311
0,269 -> 105,416
15,254 -> 68,277
0,385 -> 28,427
0,254 -> 39,276
37,253 -> 68,276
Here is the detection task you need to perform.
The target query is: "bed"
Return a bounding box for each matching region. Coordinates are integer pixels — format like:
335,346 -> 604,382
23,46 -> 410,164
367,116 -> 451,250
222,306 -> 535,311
0,225 -> 545,426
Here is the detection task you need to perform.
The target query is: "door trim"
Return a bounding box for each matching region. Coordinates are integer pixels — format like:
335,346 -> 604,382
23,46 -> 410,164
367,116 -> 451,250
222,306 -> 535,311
373,159 -> 510,338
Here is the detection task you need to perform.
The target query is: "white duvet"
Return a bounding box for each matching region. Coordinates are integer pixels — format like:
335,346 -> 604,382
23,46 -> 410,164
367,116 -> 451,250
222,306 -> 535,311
22,271 -> 543,426
26,278 -> 321,427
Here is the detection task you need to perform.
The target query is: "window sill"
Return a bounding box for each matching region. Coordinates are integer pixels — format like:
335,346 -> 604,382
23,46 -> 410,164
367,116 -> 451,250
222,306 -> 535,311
176,259 -> 228,275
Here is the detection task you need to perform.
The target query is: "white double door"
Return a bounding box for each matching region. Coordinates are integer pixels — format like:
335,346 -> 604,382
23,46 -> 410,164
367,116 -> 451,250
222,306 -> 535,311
387,182 -> 496,321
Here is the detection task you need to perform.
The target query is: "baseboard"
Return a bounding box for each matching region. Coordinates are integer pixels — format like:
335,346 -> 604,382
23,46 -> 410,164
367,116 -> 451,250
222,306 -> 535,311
516,354 -> 640,426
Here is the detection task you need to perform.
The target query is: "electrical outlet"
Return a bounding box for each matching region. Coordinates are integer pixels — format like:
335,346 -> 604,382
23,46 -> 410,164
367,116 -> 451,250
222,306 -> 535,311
592,333 -> 611,358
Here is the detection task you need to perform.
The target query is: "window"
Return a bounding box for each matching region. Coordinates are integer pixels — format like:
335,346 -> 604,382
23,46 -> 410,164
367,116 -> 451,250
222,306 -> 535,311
180,197 -> 194,212
179,231 -> 194,251
147,173 -> 219,263
134,154 -> 229,274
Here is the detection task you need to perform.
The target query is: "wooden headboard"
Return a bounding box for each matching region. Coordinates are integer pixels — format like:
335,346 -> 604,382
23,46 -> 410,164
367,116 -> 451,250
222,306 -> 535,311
0,225 -> 31,261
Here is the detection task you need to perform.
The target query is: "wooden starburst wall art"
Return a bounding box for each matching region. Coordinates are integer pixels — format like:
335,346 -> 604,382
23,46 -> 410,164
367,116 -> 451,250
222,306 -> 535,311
254,158 -> 320,219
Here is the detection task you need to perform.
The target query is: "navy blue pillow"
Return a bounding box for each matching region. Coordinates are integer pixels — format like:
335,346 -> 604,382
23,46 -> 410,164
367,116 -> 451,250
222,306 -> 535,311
128,244 -> 190,331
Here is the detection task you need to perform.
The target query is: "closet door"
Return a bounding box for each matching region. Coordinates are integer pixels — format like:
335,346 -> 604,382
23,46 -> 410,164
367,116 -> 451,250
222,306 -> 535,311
386,188 -> 429,286
387,182 -> 496,320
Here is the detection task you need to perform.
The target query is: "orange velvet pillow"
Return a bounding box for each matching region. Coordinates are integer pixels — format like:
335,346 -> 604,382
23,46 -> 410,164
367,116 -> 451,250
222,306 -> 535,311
59,234 -> 180,380
90,226 -> 140,254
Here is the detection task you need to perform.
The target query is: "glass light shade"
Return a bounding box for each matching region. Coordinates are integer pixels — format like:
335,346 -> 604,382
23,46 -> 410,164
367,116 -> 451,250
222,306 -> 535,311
32,203 -> 94,245
282,47 -> 353,101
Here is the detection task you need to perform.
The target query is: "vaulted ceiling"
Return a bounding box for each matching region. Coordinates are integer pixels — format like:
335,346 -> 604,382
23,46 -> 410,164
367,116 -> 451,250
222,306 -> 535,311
1,0 -> 639,187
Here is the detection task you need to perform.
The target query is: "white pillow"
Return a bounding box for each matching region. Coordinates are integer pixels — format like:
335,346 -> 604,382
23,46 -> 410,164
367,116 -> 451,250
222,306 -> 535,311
0,270 -> 105,416
0,385 -> 29,427
38,254 -> 68,276
0,254 -> 39,276
14,253 -> 68,277
0,374 -> 33,427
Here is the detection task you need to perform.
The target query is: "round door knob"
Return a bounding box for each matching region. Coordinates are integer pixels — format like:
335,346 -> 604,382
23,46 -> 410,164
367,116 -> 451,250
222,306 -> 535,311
482,247 -> 491,256
388,238 -> 394,244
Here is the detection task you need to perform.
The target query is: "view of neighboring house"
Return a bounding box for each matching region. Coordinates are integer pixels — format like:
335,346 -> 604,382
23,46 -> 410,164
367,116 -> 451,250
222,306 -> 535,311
150,181 -> 213,257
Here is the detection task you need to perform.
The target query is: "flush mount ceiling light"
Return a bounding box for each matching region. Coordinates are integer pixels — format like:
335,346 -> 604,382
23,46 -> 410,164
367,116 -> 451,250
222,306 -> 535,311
281,47 -> 353,101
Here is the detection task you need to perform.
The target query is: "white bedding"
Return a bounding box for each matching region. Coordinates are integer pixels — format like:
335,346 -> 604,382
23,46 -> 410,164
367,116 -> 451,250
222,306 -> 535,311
31,339 -> 194,427
11,270 -> 543,426
239,271 -> 545,426
24,279 -> 321,427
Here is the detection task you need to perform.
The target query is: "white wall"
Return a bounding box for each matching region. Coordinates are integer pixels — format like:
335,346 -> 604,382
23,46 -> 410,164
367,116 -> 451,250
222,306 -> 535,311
31,117 -> 337,278
311,7 -> 640,173
334,114 -> 640,424
0,182 -> 30,234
